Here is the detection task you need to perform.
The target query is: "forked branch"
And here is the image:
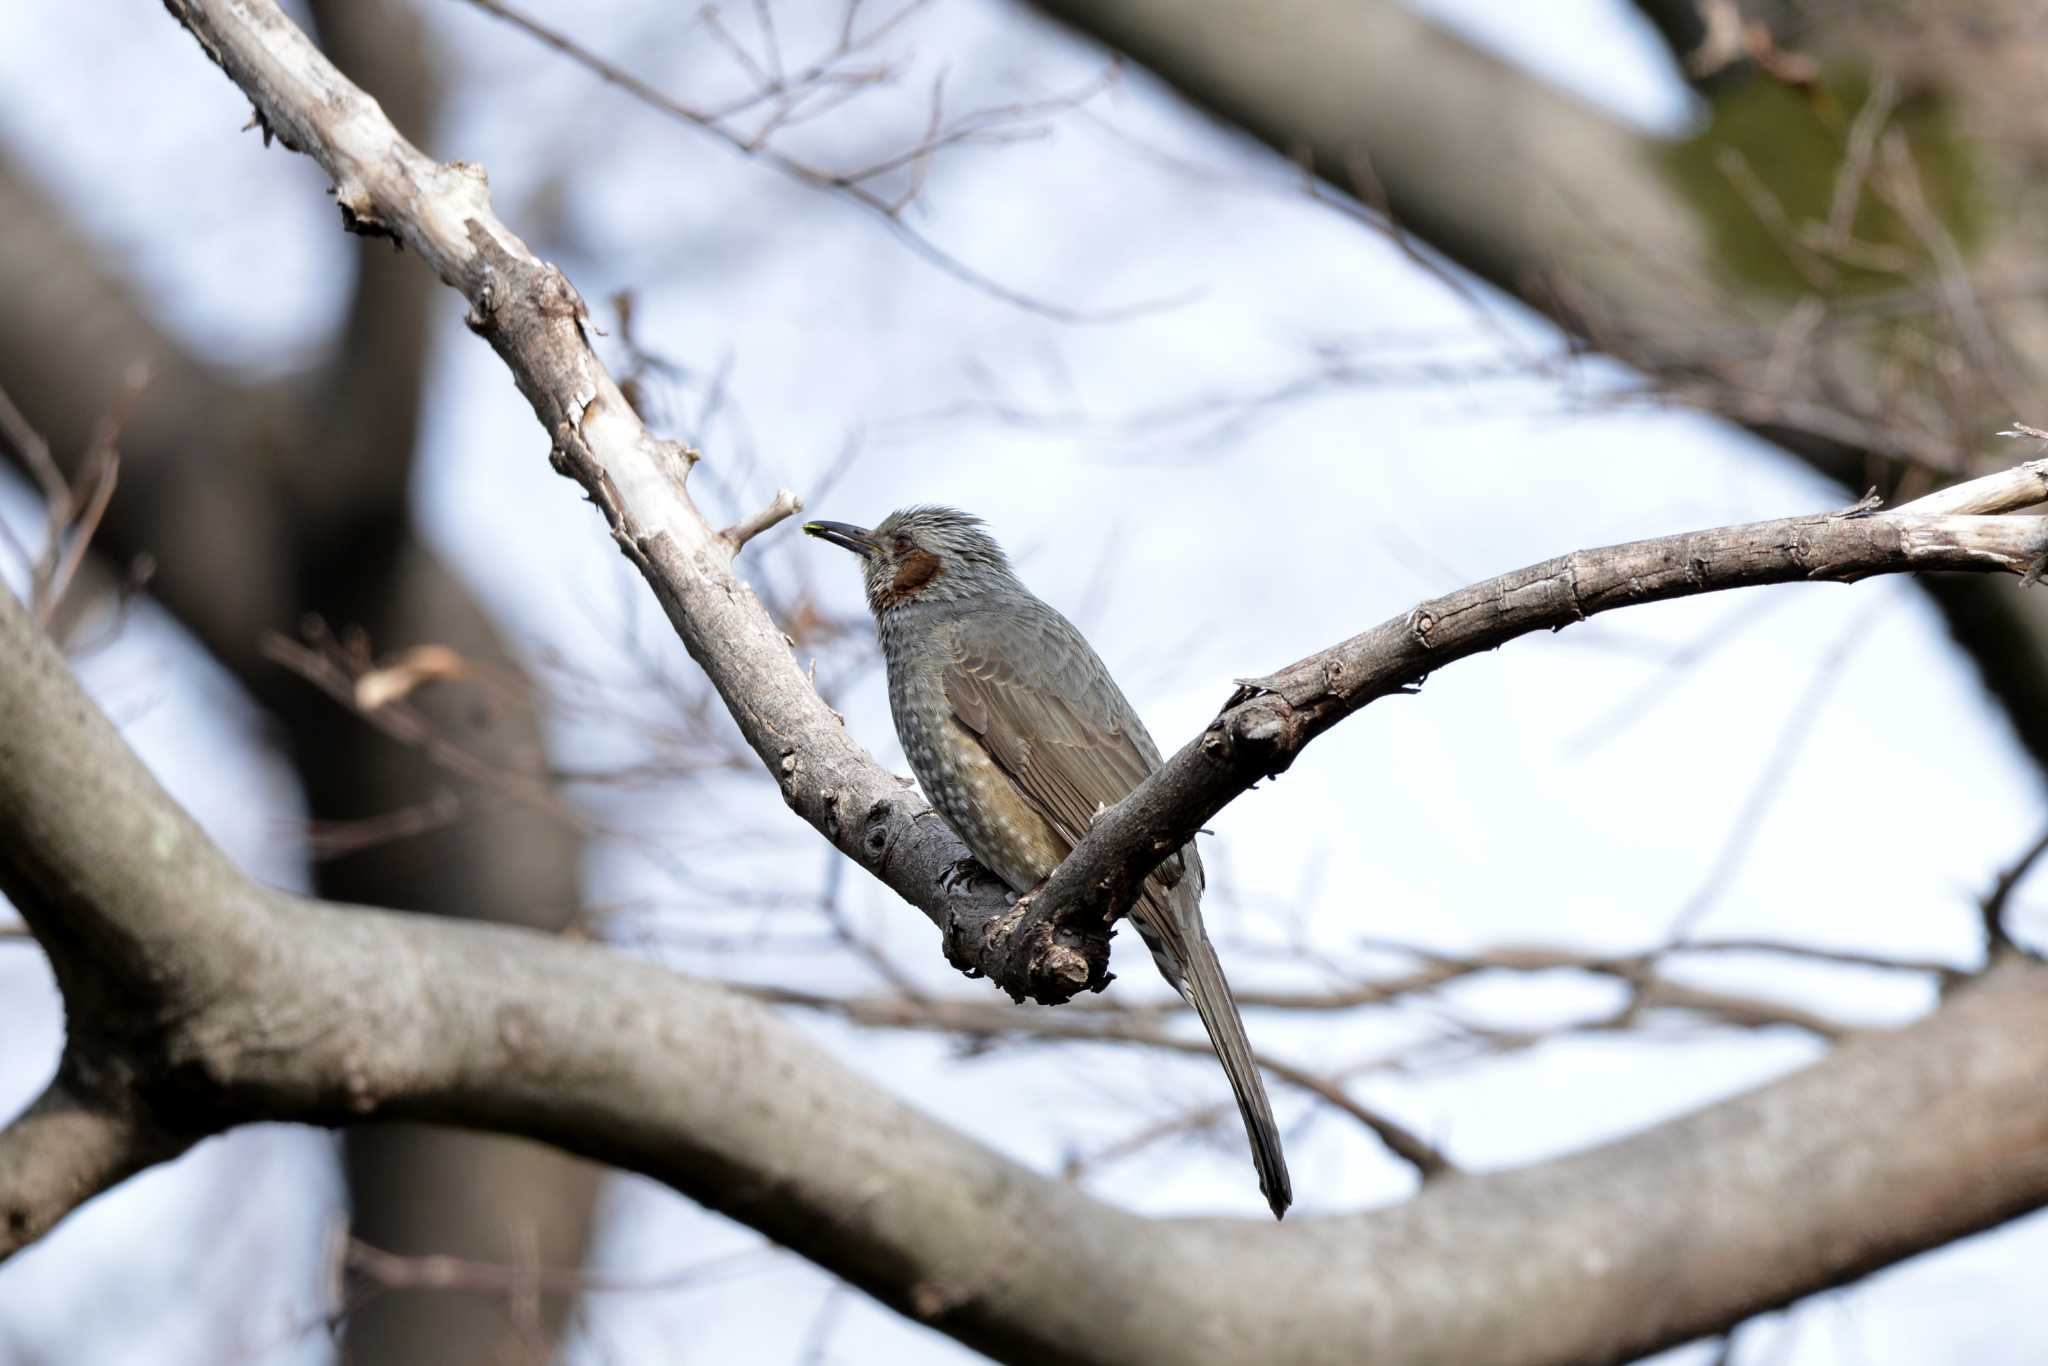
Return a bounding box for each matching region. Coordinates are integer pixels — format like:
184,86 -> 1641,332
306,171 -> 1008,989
0,9 -> 2038,1364
161,0 -> 2048,1005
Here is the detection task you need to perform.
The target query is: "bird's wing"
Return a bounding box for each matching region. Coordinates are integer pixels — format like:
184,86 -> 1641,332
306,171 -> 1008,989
944,613 -> 1287,1214
941,612 -> 1156,849
937,614 -> 1277,1212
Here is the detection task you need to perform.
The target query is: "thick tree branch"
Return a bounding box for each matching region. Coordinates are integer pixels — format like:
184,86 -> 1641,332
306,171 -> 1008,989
7,572 -> 2048,1364
157,0 -> 2048,1009
156,0 -> 1046,989
1,16 -> 601,1354
101,7 -> 2048,1355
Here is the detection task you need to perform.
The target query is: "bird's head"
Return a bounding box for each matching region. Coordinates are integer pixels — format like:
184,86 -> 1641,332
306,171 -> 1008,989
803,505 -> 1013,614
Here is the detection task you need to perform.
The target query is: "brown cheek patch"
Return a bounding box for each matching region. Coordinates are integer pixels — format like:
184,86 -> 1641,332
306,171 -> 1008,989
872,550 -> 943,609
894,550 -> 941,594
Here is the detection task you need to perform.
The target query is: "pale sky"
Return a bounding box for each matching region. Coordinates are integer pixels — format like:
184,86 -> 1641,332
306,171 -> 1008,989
1,2 -> 2042,1363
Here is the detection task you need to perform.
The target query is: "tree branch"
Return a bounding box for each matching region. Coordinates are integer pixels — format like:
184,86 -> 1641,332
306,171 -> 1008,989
1027,0 -> 2048,812
156,0 -> 1050,996
82,7 -> 2048,1357
0,1075 -> 187,1256
9,567 -> 2048,1364
158,0 -> 2048,1012
1,15 -> 604,1350
721,486 -> 804,553
741,983 -> 1457,1178
1007,475 -> 2048,997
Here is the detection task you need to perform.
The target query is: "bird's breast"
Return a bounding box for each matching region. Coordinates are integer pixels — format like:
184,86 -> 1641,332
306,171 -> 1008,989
887,663 -> 1067,893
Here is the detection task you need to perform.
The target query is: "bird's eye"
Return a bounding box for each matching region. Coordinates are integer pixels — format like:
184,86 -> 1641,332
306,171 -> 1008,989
892,536 -> 911,554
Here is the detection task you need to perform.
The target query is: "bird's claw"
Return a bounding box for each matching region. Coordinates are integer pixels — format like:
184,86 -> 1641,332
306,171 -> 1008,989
940,856 -> 990,896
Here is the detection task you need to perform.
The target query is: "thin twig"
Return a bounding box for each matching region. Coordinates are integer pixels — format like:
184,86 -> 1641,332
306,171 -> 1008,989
1677,936 -> 1968,981
1980,824 -> 2048,955
39,447 -> 117,626
0,383 -> 66,510
748,983 -> 1454,1178
721,488 -> 803,553
453,0 -> 1169,324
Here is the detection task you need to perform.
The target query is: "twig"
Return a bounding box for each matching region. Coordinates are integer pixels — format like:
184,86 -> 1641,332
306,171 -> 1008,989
1677,936 -> 1968,981
796,1282 -> 851,1366
0,375 -> 142,627
155,0 -> 2048,1012
0,382 -> 66,510
1716,146 -> 1834,291
1927,451 -> 2048,514
262,624 -> 587,838
1820,71 -> 1898,251
453,0 -> 1167,324
304,791 -> 465,861
1980,824 -> 2048,955
721,488 -> 803,553
1565,593 -> 1798,756
39,448 -> 118,626
748,982 -> 1453,1178
1346,940 -> 1860,1042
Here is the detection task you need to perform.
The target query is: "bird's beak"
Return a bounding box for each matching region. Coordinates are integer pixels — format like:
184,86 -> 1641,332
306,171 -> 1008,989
802,520 -> 879,559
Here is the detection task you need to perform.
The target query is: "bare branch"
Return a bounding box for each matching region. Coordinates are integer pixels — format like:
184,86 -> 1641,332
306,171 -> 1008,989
260,624 -> 586,833
1925,448 -> 2048,514
155,0 -> 2048,1013
452,0 -> 1163,324
0,375 -> 142,627
304,790 -> 466,861
1330,941 -> 1862,1044
746,982 -> 1454,1178
37,446 -> 116,625
0,1076 -> 189,1259
720,487 -> 803,554
1981,823 -> 2048,954
0,380 -> 65,510
1678,937 -> 1968,981
11,428 -> 2048,1365
1625,979 -> 1856,1043
998,476 -> 2048,1003
93,10 -> 2048,1358
157,0 -> 1058,1000
1666,596 -> 1886,939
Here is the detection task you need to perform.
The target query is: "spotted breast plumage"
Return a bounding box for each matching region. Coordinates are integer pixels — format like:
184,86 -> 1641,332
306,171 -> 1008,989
804,505 -> 1291,1218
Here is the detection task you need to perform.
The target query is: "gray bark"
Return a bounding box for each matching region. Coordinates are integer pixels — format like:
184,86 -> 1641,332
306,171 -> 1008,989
0,2 -> 599,1356
4,5 -> 2043,1363
5,574 -> 2048,1366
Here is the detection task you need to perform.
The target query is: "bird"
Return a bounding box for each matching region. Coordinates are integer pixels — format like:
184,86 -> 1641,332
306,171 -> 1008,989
804,505 -> 1291,1218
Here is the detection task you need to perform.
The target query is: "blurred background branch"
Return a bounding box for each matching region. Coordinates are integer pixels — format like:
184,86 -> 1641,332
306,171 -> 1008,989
4,0 -> 2048,1362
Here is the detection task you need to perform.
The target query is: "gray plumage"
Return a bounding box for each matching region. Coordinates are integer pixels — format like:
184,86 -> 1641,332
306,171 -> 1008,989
803,505 -> 1292,1218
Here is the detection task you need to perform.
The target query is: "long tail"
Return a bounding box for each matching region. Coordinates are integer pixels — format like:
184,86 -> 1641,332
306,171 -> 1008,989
1169,917 -> 1293,1219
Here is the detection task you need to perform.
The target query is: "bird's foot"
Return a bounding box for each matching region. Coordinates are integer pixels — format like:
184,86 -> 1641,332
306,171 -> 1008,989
940,856 -> 994,896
